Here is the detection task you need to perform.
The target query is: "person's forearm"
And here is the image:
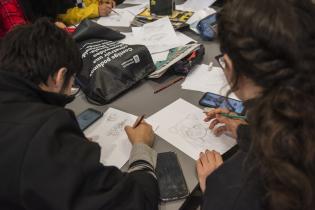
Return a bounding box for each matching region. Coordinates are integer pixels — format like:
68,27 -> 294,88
128,143 -> 157,178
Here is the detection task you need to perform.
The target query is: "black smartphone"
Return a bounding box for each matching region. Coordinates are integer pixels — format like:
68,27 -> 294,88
199,92 -> 245,115
156,152 -> 189,202
76,108 -> 103,131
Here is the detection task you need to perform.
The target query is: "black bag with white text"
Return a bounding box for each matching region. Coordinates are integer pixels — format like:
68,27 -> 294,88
76,39 -> 155,105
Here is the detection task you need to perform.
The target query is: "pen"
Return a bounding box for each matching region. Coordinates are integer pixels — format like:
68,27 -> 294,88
133,114 -> 145,128
220,113 -> 246,120
154,76 -> 185,94
111,9 -> 120,16
203,108 -> 246,120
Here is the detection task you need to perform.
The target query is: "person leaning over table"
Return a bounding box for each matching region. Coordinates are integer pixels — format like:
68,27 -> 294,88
58,0 -> 124,26
0,18 -> 158,210
196,0 -> 315,209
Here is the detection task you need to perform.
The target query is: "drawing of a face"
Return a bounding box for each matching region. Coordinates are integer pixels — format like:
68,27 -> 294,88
170,114 -> 209,148
185,124 -> 207,140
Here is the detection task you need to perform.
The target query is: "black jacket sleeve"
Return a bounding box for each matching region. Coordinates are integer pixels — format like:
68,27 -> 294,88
20,109 -> 159,210
236,124 -> 251,152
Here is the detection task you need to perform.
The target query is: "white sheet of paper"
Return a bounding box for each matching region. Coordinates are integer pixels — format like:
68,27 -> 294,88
181,64 -> 239,100
84,108 -> 137,168
150,32 -> 195,62
123,4 -> 147,16
176,0 -> 216,12
124,0 -> 148,4
147,99 -> 236,160
97,9 -> 135,27
131,17 -> 181,53
119,32 -> 137,45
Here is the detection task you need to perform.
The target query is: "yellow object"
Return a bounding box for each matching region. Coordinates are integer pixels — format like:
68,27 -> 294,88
58,0 -> 100,25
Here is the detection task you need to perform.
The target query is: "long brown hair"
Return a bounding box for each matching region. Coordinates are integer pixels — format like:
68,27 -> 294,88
218,0 -> 315,209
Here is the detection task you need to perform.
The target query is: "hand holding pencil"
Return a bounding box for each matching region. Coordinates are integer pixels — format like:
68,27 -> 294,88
125,115 -> 155,147
204,108 -> 247,139
99,0 -> 118,16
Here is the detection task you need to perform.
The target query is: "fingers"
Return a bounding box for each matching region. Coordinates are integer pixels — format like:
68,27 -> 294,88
196,150 -> 223,193
215,114 -> 231,125
196,158 -> 203,172
213,150 -> 223,167
213,125 -> 228,136
204,108 -> 230,122
199,151 -> 208,166
196,150 -> 223,176
205,108 -> 230,117
209,118 -> 220,129
203,150 -> 223,169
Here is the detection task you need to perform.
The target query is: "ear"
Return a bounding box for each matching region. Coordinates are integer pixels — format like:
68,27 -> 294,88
224,54 -> 233,73
52,67 -> 67,89
223,54 -> 234,83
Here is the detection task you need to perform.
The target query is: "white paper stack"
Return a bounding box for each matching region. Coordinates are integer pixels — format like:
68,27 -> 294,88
181,64 -> 240,100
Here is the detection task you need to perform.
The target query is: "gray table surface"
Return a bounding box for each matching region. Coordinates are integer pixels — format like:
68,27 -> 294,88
67,7 -> 221,210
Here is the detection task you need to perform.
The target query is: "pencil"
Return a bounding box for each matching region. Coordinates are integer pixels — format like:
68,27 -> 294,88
111,9 -> 120,15
133,114 -> 145,128
154,76 -> 185,94
220,113 -> 246,120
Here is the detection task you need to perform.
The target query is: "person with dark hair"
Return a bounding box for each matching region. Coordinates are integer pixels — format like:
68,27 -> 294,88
0,18 -> 159,210
197,0 -> 315,210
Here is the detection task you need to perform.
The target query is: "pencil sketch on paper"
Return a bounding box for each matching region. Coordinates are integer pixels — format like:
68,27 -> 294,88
106,118 -> 132,137
101,112 -> 133,137
106,113 -> 118,122
169,114 -> 212,150
84,107 -> 136,168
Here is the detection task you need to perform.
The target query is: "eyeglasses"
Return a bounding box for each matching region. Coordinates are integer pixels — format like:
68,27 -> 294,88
215,54 -> 226,70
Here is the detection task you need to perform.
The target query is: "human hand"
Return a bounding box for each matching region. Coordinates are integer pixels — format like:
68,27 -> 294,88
204,108 -> 247,139
98,1 -> 113,16
196,150 -> 223,193
55,21 -> 67,29
125,121 -> 155,147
